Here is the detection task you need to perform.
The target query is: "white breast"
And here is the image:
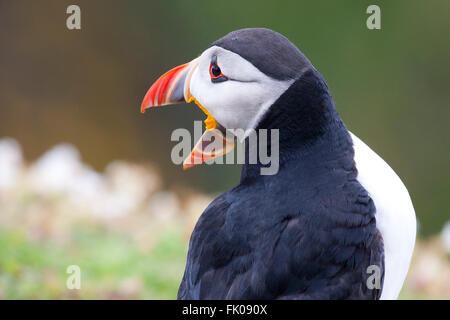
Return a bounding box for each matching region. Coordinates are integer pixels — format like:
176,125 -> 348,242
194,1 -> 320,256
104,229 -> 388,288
350,132 -> 416,300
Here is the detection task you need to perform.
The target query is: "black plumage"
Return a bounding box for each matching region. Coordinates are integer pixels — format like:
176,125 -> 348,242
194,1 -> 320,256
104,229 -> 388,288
211,28 -> 311,81
178,67 -> 384,299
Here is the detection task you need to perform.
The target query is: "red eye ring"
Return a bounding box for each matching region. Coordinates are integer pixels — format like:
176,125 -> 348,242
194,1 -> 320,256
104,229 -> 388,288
210,64 -> 222,78
209,56 -> 228,83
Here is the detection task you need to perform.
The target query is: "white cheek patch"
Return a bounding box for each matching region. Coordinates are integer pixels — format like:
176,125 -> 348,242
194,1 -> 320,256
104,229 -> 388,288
189,46 -> 293,135
244,79 -> 294,137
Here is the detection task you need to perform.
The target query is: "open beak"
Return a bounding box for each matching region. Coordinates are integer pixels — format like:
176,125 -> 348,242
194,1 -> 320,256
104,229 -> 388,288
141,58 -> 235,170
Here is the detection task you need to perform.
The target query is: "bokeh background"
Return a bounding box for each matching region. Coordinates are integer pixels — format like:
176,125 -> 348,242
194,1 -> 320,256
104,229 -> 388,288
0,0 -> 449,299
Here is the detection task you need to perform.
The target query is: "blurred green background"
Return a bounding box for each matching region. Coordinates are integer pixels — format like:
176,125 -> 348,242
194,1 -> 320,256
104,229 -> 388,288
0,0 -> 449,299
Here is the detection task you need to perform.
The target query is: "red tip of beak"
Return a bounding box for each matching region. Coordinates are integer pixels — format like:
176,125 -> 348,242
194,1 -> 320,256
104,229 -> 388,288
141,62 -> 190,113
140,86 -> 156,113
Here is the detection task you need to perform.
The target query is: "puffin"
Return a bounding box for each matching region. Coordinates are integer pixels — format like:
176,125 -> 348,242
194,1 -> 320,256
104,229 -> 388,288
141,28 -> 416,300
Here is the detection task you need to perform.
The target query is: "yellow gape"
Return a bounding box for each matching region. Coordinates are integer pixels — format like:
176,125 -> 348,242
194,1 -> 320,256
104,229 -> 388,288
188,96 -> 217,130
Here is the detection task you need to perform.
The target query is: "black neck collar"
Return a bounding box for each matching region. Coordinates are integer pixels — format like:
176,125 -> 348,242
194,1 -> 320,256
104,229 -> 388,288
240,69 -> 353,182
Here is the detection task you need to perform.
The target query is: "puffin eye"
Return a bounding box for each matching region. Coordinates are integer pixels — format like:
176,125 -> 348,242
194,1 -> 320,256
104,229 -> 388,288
209,56 -> 228,83
211,65 -> 221,77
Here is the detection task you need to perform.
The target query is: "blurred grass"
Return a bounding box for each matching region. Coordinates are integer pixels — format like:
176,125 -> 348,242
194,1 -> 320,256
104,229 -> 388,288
0,225 -> 187,299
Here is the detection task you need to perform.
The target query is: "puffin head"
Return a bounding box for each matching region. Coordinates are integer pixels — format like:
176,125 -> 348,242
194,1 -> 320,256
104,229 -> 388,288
141,28 -> 313,169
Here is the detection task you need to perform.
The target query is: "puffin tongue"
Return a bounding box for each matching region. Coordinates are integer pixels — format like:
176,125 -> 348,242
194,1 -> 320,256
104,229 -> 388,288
183,118 -> 235,170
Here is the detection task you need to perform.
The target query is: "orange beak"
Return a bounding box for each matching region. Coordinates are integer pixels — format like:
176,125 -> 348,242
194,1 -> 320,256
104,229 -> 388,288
141,59 -> 198,113
141,58 -> 235,170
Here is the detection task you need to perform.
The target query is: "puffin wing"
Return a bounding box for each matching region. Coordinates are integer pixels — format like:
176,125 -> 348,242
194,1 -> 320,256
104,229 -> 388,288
178,181 -> 385,300
273,208 -> 385,299
178,193 -> 232,299
266,177 -> 385,300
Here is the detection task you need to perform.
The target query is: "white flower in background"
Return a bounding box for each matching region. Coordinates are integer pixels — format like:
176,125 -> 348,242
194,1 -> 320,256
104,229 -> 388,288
442,221 -> 450,254
27,144 -> 106,208
26,144 -> 161,218
28,144 -> 84,195
90,161 -> 160,218
106,161 -> 149,206
66,164 -> 105,209
146,191 -> 180,223
0,137 -> 24,191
